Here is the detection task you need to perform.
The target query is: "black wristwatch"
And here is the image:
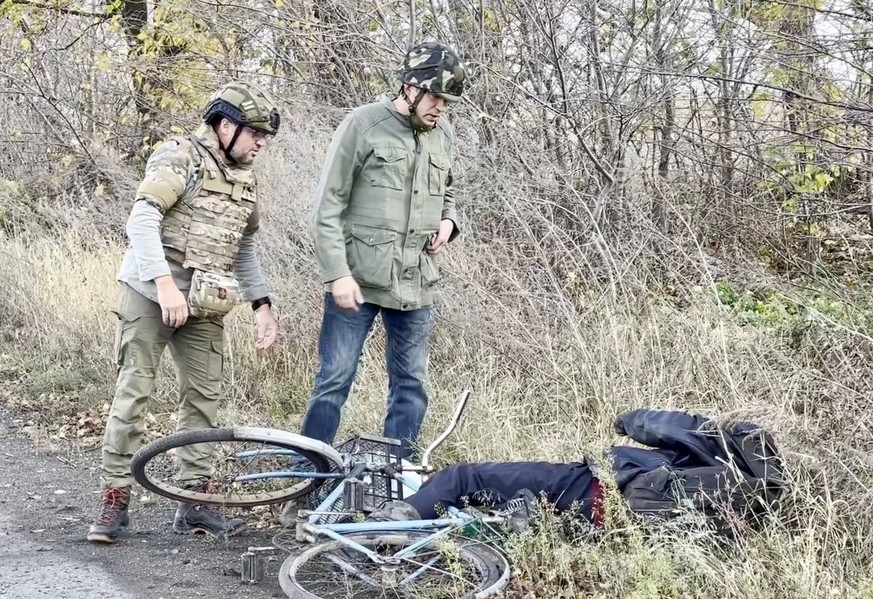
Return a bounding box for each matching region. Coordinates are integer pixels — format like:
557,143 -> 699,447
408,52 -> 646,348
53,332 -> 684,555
251,297 -> 272,311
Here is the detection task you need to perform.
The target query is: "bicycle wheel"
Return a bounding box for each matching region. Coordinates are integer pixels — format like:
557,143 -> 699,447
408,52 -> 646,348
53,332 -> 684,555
278,532 -> 511,599
131,427 -> 344,507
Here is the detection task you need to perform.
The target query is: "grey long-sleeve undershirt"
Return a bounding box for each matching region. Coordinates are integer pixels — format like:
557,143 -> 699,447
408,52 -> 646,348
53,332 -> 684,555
117,200 -> 270,304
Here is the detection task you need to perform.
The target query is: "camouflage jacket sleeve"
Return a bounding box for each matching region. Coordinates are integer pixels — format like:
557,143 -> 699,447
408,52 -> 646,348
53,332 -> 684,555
134,137 -> 198,213
313,114 -> 365,283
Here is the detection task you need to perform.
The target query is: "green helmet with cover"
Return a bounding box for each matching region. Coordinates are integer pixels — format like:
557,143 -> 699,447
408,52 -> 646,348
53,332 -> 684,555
203,81 -> 281,135
400,42 -> 466,102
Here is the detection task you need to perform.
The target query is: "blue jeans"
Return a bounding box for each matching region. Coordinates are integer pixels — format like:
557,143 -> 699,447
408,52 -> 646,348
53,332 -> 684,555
300,293 -> 433,458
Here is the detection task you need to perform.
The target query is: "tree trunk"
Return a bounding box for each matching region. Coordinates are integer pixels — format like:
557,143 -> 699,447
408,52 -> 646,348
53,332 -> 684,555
118,0 -> 160,148
652,1 -> 674,233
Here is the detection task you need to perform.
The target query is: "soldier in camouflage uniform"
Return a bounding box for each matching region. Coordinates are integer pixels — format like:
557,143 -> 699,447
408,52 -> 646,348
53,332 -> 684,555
87,82 -> 282,544
299,42 -> 466,459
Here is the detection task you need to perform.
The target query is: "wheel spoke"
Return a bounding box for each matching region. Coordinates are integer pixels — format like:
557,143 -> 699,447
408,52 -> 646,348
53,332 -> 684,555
397,555 -> 440,586
324,553 -> 382,588
397,552 -> 479,588
132,427 -> 335,507
283,533 -> 509,599
228,440 -> 267,488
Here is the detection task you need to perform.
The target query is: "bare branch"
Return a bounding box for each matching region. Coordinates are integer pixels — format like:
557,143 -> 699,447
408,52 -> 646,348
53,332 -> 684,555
8,0 -> 108,19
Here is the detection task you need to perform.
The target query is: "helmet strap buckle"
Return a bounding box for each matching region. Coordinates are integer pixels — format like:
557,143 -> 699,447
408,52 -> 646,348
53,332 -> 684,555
402,86 -> 431,132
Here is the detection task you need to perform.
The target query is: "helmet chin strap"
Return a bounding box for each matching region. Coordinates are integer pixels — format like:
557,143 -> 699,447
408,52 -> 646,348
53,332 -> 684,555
402,86 -> 432,132
215,121 -> 243,164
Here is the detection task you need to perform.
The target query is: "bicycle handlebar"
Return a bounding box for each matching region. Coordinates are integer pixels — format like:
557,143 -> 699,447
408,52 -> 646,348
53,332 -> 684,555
421,389 -> 472,471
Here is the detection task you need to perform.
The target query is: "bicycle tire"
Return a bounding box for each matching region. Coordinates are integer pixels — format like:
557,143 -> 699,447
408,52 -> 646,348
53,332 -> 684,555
131,427 -> 344,507
278,532 -> 511,599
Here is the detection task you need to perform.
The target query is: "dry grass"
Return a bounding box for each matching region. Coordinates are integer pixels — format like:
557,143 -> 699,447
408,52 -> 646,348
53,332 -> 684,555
2,123 -> 873,598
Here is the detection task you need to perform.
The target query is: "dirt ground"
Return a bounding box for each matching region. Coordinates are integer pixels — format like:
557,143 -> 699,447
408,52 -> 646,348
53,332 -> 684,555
0,409 -> 293,599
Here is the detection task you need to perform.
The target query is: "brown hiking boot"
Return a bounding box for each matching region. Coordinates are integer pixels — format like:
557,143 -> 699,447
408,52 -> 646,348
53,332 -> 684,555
87,487 -> 131,543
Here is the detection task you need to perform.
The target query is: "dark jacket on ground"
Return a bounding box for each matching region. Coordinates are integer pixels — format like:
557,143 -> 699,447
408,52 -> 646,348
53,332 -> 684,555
406,409 -> 784,528
610,408 -> 783,526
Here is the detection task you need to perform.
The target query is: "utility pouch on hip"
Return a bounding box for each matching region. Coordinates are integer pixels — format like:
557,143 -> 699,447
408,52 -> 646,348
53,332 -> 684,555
188,269 -> 241,318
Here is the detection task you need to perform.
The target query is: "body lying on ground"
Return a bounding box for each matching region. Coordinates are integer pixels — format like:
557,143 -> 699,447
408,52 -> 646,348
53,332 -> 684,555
372,409 -> 785,532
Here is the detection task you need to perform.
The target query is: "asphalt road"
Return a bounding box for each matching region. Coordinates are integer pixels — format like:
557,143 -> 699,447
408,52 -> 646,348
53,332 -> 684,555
0,411 -> 290,599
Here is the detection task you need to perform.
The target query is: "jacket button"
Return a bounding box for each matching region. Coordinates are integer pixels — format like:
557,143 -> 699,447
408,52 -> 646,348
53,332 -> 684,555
414,189 -> 419,194
368,237 -> 373,242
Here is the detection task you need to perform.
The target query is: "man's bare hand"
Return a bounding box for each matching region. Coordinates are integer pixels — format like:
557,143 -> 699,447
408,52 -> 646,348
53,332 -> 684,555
155,275 -> 188,327
427,219 -> 455,255
331,276 -> 364,311
254,305 -> 279,350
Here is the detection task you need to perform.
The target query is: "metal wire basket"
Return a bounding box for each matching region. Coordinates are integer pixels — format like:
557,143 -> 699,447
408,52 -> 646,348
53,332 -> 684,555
306,433 -> 404,524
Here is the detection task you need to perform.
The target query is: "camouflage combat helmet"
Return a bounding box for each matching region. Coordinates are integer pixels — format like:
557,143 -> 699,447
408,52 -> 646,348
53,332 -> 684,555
203,81 -> 281,135
400,42 -> 466,102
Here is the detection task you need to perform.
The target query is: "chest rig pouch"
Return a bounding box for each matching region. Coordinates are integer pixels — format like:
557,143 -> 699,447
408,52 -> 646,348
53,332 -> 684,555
183,137 -> 256,319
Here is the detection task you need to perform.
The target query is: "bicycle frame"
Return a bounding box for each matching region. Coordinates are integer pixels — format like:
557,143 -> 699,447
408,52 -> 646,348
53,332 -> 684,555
232,389 -> 472,486
285,389 -> 500,566
133,387 -> 504,593
295,466 -> 505,567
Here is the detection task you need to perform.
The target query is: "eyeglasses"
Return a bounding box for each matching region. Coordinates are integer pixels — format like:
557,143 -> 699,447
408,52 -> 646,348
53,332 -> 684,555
244,126 -> 269,141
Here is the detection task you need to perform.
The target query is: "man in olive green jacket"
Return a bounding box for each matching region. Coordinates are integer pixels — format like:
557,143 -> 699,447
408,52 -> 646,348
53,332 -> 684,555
300,42 -> 466,458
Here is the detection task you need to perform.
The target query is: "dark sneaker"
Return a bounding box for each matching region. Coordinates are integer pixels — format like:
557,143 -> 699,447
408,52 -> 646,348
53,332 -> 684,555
87,487 -> 131,543
278,497 -> 306,528
172,481 -> 246,539
173,503 -> 247,538
494,488 -> 537,533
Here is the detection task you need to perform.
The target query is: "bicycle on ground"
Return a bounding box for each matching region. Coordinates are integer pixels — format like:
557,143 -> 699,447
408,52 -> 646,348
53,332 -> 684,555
131,390 -> 514,598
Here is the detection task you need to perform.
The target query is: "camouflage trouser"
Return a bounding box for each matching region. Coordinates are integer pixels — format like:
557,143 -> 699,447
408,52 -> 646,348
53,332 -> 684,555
100,283 -> 224,489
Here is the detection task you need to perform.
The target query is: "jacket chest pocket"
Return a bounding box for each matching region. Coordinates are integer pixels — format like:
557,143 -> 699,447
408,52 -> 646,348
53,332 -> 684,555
369,145 -> 407,191
348,224 -> 396,290
427,153 -> 449,196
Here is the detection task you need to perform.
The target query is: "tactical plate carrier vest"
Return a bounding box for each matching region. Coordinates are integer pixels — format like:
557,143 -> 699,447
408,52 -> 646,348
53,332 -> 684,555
160,136 -> 256,318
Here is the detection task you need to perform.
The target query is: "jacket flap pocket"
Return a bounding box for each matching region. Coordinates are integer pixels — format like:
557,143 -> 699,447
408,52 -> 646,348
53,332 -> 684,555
201,177 -> 235,195
351,224 -> 397,246
428,153 -> 449,170
372,145 -> 406,163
